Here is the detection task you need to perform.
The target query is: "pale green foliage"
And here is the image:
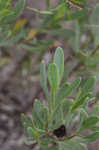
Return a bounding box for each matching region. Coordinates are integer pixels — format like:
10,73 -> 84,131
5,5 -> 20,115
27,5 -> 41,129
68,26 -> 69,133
0,0 -> 25,46
21,47 -> 99,150
48,63 -> 59,93
54,47 -> 64,84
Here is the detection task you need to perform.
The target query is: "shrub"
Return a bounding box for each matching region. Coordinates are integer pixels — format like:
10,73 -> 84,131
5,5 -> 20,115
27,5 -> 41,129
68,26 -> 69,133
21,47 -> 99,150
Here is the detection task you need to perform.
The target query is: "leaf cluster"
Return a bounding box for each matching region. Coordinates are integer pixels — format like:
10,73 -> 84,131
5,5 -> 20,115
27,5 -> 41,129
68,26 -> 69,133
21,47 -> 99,150
19,0 -> 90,54
1,0 -> 98,81
0,0 -> 25,46
18,0 -> 99,80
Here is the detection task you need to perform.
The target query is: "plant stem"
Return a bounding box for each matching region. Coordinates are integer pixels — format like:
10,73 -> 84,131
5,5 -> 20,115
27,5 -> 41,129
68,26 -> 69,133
52,90 -> 56,111
48,90 -> 55,123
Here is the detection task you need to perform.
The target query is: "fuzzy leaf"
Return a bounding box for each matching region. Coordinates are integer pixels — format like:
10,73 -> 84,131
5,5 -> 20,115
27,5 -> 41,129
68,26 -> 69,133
54,47 -> 64,83
55,83 -> 69,105
27,127 -> 39,139
55,77 -> 81,105
82,132 -> 99,143
48,63 -> 59,93
21,114 -> 33,130
80,108 -> 88,119
49,104 -> 63,130
81,76 -> 96,94
40,61 -> 49,99
62,99 -> 73,119
81,116 -> 99,131
72,93 -> 92,111
33,100 -> 48,129
76,108 -> 88,132
59,139 -> 87,150
92,105 -> 99,116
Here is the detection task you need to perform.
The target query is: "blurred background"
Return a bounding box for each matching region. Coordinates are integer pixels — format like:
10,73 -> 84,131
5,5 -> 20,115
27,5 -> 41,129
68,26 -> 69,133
0,0 -> 99,150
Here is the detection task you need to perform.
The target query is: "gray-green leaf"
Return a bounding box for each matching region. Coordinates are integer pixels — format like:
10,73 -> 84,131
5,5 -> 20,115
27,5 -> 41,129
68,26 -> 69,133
33,100 -> 48,129
48,63 -> 59,93
27,127 -> 39,139
82,132 -> 99,143
55,77 -> 81,105
59,139 -> 87,150
40,61 -> 49,99
81,76 -> 96,94
72,93 -> 92,111
81,116 -> 99,131
54,47 -> 64,84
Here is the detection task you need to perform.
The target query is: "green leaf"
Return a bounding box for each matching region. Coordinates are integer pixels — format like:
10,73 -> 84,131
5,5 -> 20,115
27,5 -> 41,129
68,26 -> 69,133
52,2 -> 66,22
80,108 -> 88,119
81,76 -> 96,94
69,0 -> 87,5
44,28 -> 75,38
82,132 -> 99,143
0,30 -> 26,46
55,77 -> 81,105
42,2 -> 66,27
21,113 -> 27,123
49,104 -> 63,129
54,47 -> 64,84
0,8 -> 10,18
33,100 -> 48,130
76,52 -> 88,62
59,139 -> 87,150
62,99 -> 73,119
40,61 -> 49,99
0,29 -> 10,42
81,116 -> 99,131
89,126 -> 99,132
40,10 -> 53,15
67,8 -> 89,20
27,7 -> 53,15
24,137 -> 36,146
41,145 -> 58,150
27,127 -> 39,139
21,113 -> 28,129
55,83 -> 69,105
0,0 -> 12,9
92,105 -> 99,116
76,108 -> 88,132
66,110 -> 78,130
72,93 -> 92,111
4,0 -> 25,23
21,113 -> 33,130
48,63 -> 59,93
